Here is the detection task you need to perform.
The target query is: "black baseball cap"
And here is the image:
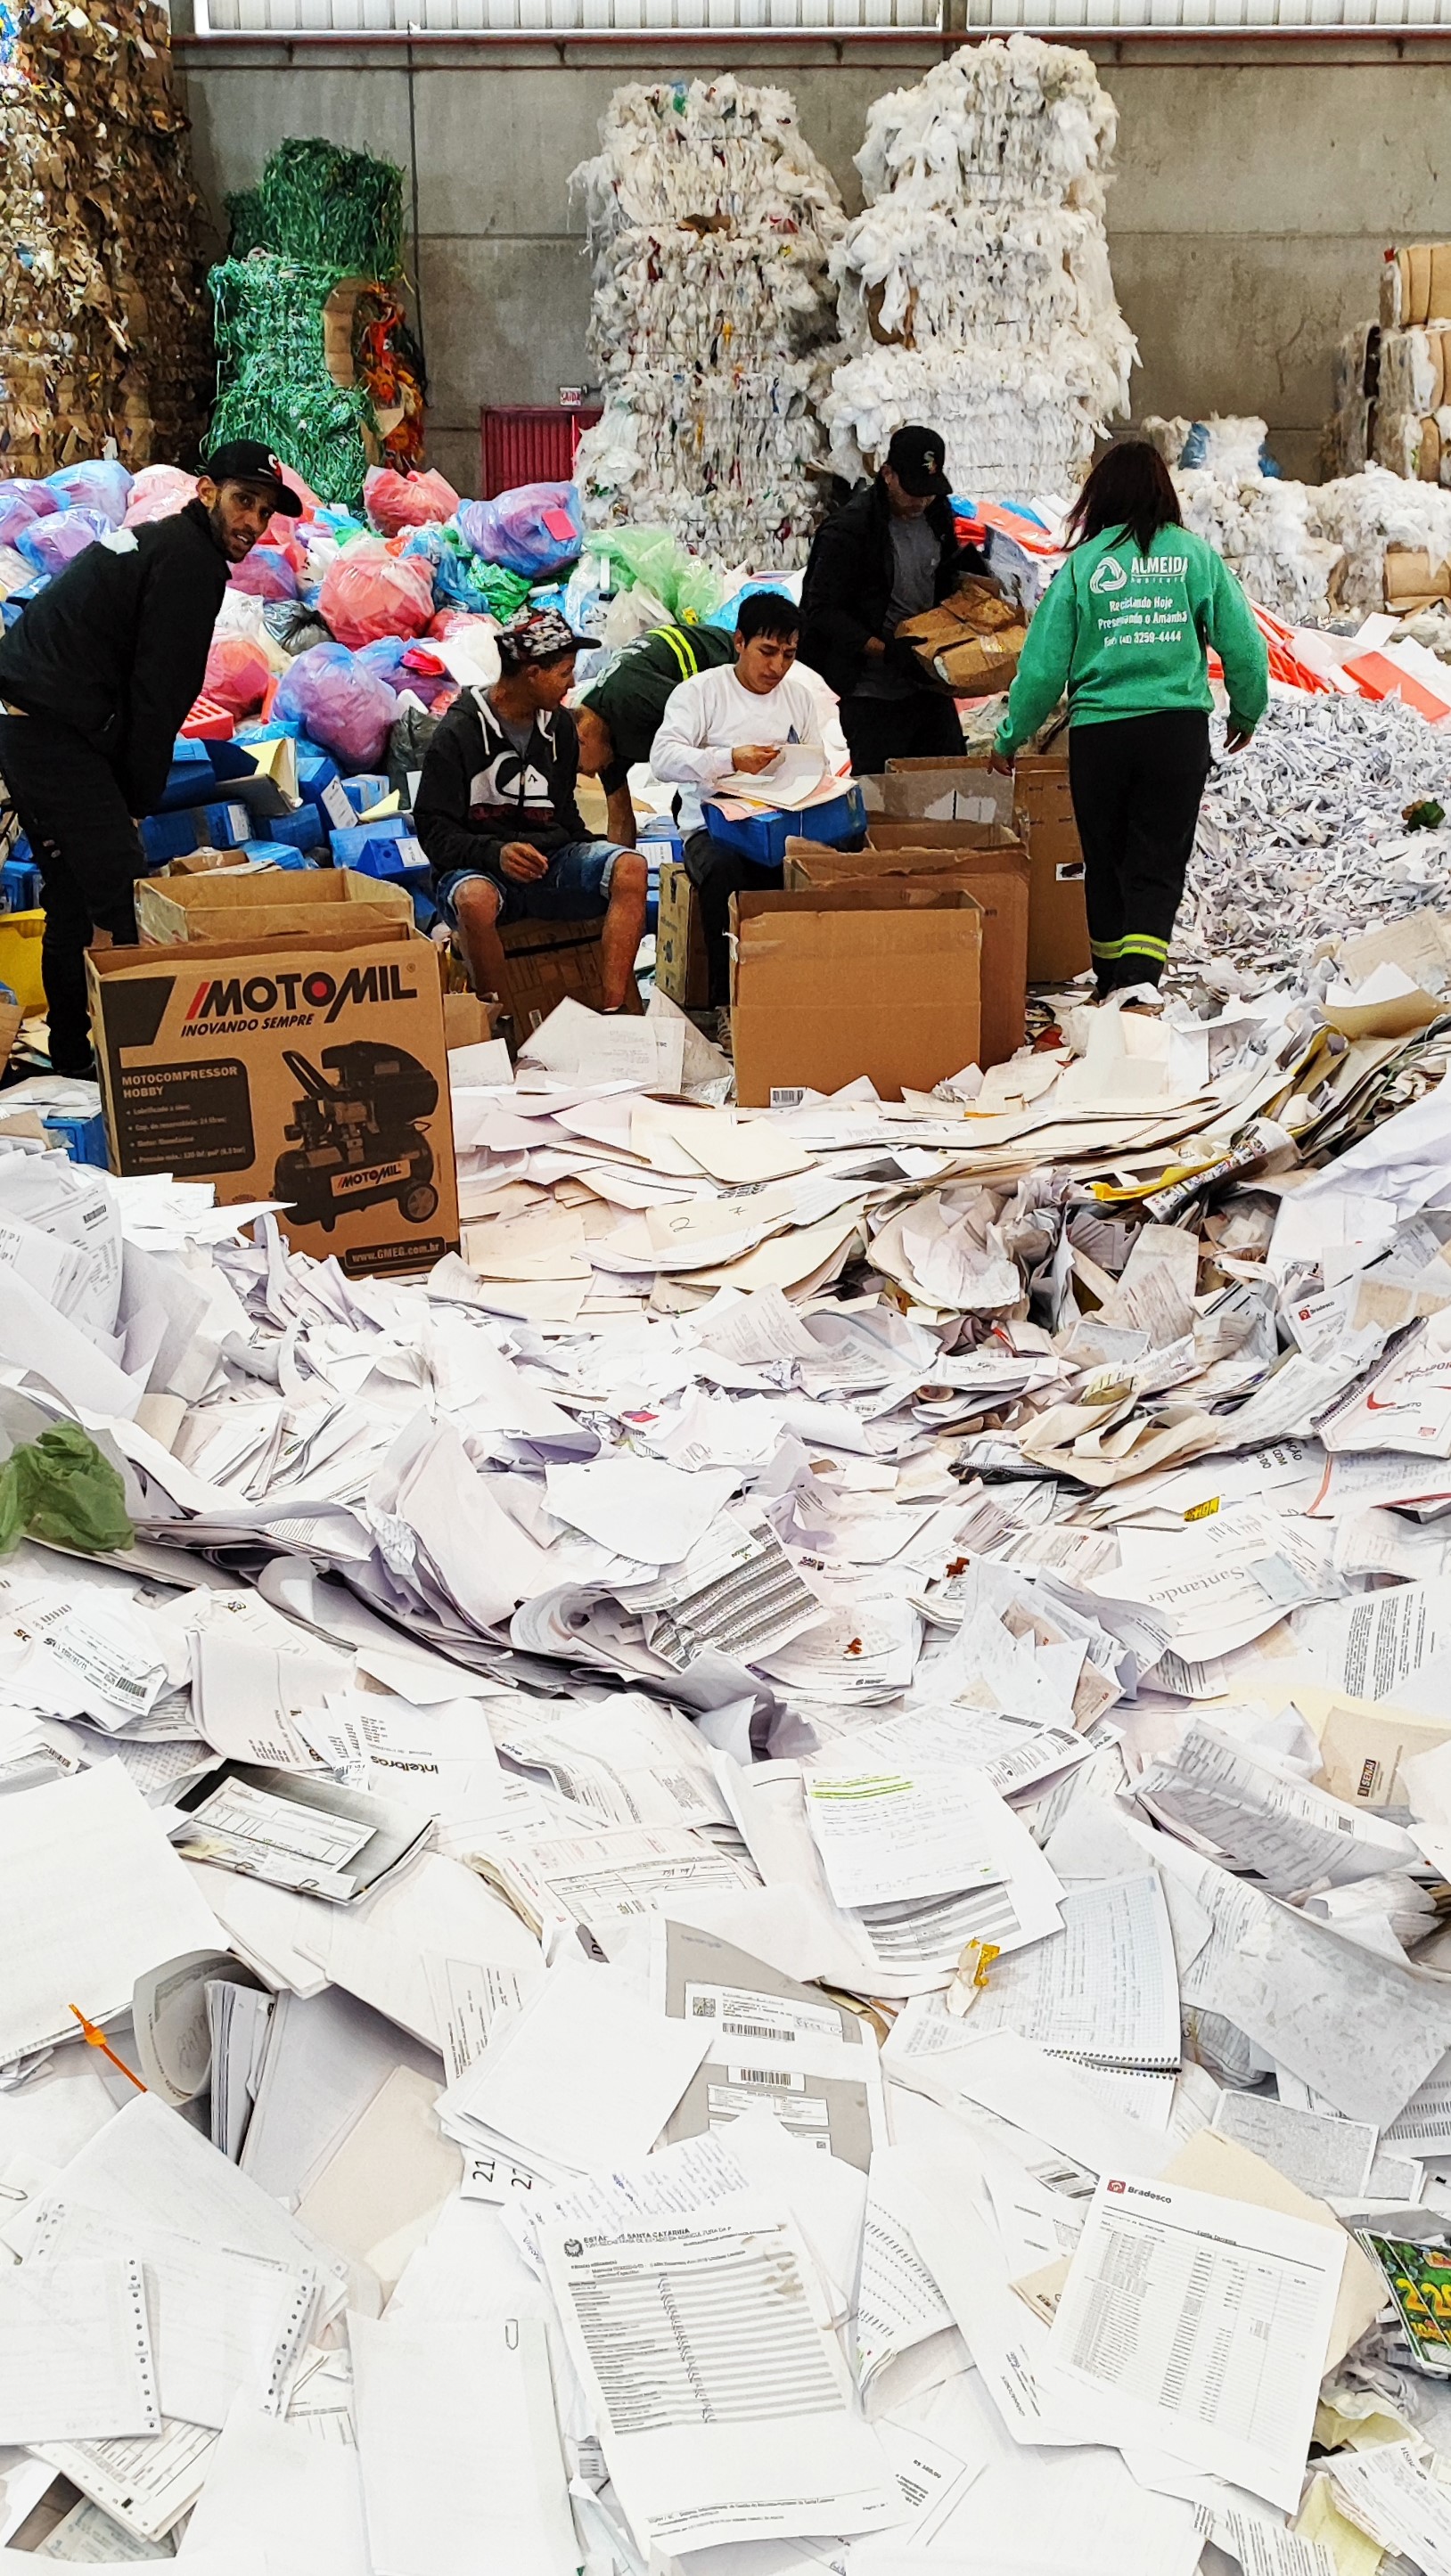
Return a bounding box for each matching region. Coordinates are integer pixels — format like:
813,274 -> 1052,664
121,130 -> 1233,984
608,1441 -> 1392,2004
201,441 -> 306,516
885,424 -> 950,499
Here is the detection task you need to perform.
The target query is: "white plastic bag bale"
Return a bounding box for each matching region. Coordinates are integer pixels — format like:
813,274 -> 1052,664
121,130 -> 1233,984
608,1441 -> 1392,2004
821,36 -> 1135,498
569,78 -> 846,566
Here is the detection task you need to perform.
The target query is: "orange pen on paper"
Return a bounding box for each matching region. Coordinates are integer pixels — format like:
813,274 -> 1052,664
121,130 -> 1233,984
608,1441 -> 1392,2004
68,2006 -> 146,2092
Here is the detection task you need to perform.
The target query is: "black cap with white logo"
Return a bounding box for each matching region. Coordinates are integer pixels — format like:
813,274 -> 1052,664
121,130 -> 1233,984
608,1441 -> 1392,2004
201,441 -> 307,517
884,424 -> 950,499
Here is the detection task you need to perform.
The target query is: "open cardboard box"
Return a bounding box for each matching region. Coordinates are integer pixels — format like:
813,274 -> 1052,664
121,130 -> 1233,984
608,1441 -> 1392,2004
785,822 -> 1028,1069
88,920 -> 458,1278
730,881 -> 982,1107
136,866 -> 414,946
895,578 -> 1029,696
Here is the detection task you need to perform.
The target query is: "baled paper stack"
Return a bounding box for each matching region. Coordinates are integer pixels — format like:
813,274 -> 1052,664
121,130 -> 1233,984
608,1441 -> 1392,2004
822,35 -> 1136,498
570,78 -> 846,567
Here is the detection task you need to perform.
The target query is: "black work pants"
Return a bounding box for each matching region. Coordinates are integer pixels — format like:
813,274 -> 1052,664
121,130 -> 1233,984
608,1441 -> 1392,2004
1067,710 -> 1211,994
684,829 -> 782,1010
838,689 -> 964,780
0,713 -> 142,1071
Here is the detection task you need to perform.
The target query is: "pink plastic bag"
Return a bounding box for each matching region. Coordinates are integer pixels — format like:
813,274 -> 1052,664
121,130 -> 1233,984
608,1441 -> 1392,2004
274,642 -> 398,770
203,634 -> 273,718
318,537 -> 436,650
124,465 -> 197,527
229,545 -> 299,602
365,466 -> 460,538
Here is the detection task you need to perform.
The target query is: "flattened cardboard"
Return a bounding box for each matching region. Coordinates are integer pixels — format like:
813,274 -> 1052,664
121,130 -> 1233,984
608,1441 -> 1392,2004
730,882 -> 981,1108
784,823 -> 1028,1070
88,924 -> 459,1279
895,580 -> 1028,696
654,858 -> 710,1010
137,867 -> 414,946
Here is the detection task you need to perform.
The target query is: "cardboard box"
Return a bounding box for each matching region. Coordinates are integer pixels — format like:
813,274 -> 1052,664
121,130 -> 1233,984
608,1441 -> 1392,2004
654,858 -> 710,1010
494,916 -> 645,1039
730,883 -> 981,1108
442,991 -> 500,1050
1012,753 -> 1091,983
895,579 -> 1029,696
880,759 -> 1016,828
786,822 -> 1029,1069
87,924 -> 459,1279
137,866 -> 414,947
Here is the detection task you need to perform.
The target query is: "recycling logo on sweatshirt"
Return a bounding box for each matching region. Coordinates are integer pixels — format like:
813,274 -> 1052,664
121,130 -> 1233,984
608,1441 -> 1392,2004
1089,556 -> 1129,596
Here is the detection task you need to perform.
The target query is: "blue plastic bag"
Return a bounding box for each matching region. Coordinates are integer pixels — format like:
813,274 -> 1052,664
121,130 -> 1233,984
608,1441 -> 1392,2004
273,642 -> 397,771
45,461 -> 133,528
15,508 -> 110,578
455,483 -> 582,579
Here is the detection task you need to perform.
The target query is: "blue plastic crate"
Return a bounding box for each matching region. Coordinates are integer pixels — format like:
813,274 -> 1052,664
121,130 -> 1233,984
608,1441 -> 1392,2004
340,773 -> 391,816
140,809 -> 200,865
266,803 -> 328,854
43,1108 -> 109,1166
330,816 -> 410,870
194,800 -> 255,850
701,784 -> 866,868
1,858 -> 42,912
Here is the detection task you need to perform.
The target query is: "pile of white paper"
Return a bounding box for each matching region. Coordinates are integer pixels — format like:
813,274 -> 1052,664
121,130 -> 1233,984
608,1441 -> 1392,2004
12,976 -> 1451,2572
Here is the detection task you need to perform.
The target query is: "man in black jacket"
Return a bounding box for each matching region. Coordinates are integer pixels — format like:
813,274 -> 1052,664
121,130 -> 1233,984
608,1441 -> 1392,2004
414,608 -> 648,1013
0,439 -> 300,1074
798,424 -> 988,780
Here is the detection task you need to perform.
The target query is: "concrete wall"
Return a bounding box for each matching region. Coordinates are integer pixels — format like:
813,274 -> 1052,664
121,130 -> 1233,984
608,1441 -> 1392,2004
177,36 -> 1451,496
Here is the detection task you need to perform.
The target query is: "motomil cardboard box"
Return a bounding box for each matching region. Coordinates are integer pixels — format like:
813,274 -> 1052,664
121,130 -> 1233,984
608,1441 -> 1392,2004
730,883 -> 981,1108
787,822 -> 1028,1069
1012,752 -> 1092,983
136,866 -> 413,947
87,923 -> 459,1279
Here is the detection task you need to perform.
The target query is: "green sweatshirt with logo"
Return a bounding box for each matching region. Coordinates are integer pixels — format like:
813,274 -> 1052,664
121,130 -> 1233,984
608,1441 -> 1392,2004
994,523 -> 1270,758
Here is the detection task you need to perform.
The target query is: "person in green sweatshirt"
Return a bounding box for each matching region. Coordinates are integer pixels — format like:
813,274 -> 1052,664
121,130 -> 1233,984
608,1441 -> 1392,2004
993,438 -> 1269,999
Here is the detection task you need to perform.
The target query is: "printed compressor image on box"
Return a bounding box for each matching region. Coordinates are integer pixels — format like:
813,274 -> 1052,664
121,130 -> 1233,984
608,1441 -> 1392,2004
87,926 -> 460,1277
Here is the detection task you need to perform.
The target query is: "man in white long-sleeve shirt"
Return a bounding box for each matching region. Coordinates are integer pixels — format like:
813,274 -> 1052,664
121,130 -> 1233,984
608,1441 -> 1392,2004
650,592 -> 848,1010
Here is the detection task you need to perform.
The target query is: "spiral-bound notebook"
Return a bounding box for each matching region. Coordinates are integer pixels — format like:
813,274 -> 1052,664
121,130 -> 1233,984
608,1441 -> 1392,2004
955,1871 -> 1181,2081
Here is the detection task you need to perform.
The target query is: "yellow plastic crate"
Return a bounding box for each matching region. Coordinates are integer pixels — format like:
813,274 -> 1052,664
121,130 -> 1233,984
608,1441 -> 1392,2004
0,909 -> 44,1014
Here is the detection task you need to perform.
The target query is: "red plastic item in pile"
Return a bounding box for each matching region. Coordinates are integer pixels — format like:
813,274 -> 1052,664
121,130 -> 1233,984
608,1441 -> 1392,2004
180,696 -> 235,740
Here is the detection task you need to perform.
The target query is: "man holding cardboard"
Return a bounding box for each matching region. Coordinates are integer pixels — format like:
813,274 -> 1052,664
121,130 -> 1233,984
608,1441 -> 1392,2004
798,425 -> 988,780
414,607 -> 649,1013
0,441 -> 301,1077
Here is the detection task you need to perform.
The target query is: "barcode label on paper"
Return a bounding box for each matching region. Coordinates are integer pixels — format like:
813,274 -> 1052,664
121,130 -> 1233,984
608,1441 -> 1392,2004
727,2067 -> 800,2090
770,1088 -> 806,1108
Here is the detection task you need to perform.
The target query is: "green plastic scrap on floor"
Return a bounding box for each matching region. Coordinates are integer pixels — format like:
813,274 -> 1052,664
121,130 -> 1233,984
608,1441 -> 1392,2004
0,1423 -> 133,1558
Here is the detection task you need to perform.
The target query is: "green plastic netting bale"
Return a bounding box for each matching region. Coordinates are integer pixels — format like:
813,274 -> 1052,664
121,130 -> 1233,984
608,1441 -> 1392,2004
0,1424 -> 132,1558
225,185 -> 267,261
254,139 -> 405,284
209,252 -> 371,508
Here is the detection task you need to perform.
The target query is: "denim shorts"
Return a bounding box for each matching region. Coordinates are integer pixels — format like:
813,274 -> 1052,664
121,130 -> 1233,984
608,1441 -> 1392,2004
435,838 -> 623,933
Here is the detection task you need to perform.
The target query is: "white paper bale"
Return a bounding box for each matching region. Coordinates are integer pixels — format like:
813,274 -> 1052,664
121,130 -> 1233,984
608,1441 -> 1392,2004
570,78 -> 845,567
821,36 -> 1135,498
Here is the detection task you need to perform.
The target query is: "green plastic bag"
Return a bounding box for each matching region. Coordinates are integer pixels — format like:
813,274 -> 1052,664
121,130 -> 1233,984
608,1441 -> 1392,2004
0,1424 -> 133,1558
586,528 -> 725,627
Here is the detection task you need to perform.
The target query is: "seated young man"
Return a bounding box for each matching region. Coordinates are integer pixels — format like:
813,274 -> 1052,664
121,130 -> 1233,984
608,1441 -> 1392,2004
414,606 -> 648,1012
650,592 -> 848,1010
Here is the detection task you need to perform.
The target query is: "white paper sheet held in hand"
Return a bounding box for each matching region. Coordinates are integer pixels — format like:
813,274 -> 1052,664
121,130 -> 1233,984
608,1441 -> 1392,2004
538,2200 -> 904,2556
1044,2172 -> 1344,2509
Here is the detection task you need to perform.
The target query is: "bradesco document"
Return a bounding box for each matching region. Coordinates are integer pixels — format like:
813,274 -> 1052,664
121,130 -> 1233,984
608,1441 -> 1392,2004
538,2201 -> 905,2556
1044,2173 -> 1344,2509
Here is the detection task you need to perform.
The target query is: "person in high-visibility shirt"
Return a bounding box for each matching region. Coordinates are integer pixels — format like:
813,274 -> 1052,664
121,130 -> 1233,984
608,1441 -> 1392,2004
993,438 -> 1269,1000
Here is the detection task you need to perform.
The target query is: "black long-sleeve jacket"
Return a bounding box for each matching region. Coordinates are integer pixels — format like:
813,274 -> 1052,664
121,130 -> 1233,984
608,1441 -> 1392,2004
415,689 -> 586,894
0,499 -> 228,814
797,479 -> 988,700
